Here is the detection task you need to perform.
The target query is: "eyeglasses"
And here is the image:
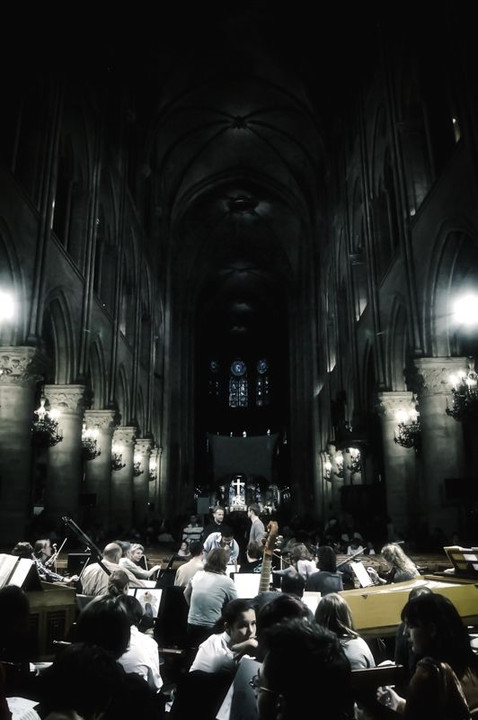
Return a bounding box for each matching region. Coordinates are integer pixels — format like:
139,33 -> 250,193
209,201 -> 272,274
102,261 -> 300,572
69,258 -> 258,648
248,674 -> 276,695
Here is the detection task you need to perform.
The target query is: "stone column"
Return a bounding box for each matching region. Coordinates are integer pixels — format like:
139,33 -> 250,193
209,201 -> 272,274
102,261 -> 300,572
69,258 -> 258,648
148,445 -> 160,511
133,438 -> 153,530
0,347 -> 43,544
110,426 -> 136,534
330,447 -> 344,515
83,409 -> 116,531
414,357 -> 467,536
378,391 -> 419,537
43,384 -> 86,524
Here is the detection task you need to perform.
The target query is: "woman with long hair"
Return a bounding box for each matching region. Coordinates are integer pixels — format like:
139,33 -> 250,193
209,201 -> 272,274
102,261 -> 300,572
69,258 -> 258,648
377,592 -> 478,718
314,592 -> 375,669
367,543 -> 420,585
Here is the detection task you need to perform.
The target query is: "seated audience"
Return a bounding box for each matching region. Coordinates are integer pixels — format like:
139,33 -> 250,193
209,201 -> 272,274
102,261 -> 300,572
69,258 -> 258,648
377,592 -> 478,717
315,592 -> 376,669
182,514 -> 204,544
119,543 -> 161,580
306,544 -> 344,596
80,542 -> 149,596
190,598 -> 258,674
174,540 -> 204,587
184,547 -> 237,651
346,532 -> 365,556
177,540 -> 190,558
255,617 -> 354,719
367,542 -> 420,585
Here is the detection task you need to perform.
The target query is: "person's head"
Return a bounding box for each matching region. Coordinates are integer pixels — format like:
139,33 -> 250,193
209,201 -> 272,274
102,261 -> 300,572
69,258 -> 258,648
221,598 -> 256,645
219,525 -> 234,550
255,618 -> 353,720
0,585 -> 30,653
315,592 -> 357,639
212,506 -> 225,525
400,592 -> 476,674
128,543 -> 144,563
247,504 -> 261,519
279,572 -> 305,598
247,540 -> 263,561
75,596 -> 130,659
289,542 -> 312,563
381,543 -> 413,571
179,540 -> 190,553
317,545 -> 337,573
255,592 -> 312,660
37,642 -> 124,720
117,594 -> 145,627
189,514 -> 199,526
188,540 -> 204,558
204,547 -> 229,574
102,542 -> 122,563
113,540 -> 131,557
11,541 -> 34,558
34,538 -> 52,559
107,569 -> 130,597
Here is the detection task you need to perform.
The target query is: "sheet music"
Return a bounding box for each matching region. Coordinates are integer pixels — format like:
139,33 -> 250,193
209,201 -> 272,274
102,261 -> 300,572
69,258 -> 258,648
6,697 -> 41,720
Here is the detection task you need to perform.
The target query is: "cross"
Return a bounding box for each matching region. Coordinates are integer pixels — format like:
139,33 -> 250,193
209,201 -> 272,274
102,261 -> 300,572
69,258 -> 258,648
231,476 -> 245,504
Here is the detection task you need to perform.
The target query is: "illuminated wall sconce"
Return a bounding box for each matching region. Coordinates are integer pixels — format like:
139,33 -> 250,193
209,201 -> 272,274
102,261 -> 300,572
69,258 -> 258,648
111,443 -> 126,471
133,452 -> 143,477
323,459 -> 333,481
149,456 -> 157,482
335,451 -> 344,478
346,447 -> 362,475
394,406 -> 421,451
31,397 -> 63,448
446,361 -> 478,422
81,423 -> 101,461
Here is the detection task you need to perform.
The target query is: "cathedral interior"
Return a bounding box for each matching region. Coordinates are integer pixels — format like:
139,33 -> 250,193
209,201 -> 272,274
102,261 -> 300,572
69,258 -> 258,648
1,5 -> 477,548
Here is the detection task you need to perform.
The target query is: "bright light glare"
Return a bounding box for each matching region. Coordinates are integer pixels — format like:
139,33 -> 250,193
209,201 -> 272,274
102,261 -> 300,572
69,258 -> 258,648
452,293 -> 478,326
0,291 -> 15,322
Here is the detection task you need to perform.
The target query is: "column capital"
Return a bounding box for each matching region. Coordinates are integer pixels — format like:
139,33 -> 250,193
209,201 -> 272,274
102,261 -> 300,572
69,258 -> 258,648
377,391 -> 415,418
84,409 -> 117,435
44,384 -> 86,415
135,438 -> 153,456
0,346 -> 46,387
414,357 -> 470,398
113,425 -> 137,447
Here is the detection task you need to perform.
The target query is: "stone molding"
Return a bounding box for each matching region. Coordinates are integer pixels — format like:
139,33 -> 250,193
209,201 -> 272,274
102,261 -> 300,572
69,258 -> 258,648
0,346 -> 45,386
44,384 -> 86,415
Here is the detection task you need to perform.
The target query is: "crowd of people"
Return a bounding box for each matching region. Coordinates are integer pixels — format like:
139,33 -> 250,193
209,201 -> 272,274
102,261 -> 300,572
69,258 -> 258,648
1,505 -> 477,720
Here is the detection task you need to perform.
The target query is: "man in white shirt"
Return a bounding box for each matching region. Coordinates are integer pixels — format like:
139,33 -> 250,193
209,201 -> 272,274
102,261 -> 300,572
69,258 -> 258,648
117,595 -> 163,692
80,542 -> 149,596
174,540 -> 205,587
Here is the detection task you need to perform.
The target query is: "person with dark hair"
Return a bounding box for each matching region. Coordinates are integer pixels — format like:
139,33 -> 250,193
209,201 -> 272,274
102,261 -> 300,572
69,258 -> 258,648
314,592 -> 375,670
184,547 -> 238,650
201,506 -> 226,542
189,598 -> 258,674
393,585 -> 434,690
306,544 -> 344,595
247,505 -> 266,546
116,595 -> 163,692
106,569 -> 130,598
32,539 -> 78,585
239,540 -> 264,574
174,540 -> 204,588
35,642 -> 125,720
10,541 -> 34,559
75,596 -> 131,659
377,592 -> 478,717
254,617 -> 354,719
203,526 -> 240,566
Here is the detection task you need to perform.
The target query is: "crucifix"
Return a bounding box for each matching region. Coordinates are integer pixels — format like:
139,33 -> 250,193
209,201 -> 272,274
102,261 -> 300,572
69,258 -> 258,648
230,475 -> 245,506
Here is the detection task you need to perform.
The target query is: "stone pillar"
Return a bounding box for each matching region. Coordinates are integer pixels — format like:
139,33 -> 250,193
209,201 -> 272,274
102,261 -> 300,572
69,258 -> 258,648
148,445 -> 160,511
83,409 -> 116,531
0,347 -> 43,543
43,384 -> 86,524
378,391 -> 419,537
330,447 -> 344,515
133,438 -> 152,530
110,426 -> 136,534
414,357 -> 467,536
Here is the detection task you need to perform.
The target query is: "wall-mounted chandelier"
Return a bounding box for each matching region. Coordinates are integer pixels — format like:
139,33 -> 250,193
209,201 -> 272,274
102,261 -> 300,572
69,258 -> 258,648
346,447 -> 362,475
133,452 -> 143,477
323,458 -> 332,481
393,406 -> 421,451
335,451 -> 344,478
111,443 -> 126,471
31,397 -> 63,448
81,423 -> 101,461
446,364 -> 478,422
149,456 -> 157,482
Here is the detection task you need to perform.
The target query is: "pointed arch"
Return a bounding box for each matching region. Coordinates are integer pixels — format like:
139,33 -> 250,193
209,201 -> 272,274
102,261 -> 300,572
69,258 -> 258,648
116,364 -> 130,426
87,337 -> 107,409
41,290 -> 76,384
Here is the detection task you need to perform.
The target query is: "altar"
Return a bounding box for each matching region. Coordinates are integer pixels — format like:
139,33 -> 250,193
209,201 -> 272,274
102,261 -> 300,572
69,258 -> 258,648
209,474 -> 281,513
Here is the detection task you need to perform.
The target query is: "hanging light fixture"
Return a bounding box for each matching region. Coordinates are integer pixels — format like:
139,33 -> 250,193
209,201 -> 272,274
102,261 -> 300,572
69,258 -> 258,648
335,451 -> 344,478
393,406 -> 421,451
81,423 -> 101,461
31,397 -> 63,447
446,362 -> 478,422
322,457 -> 332,481
346,447 -> 362,475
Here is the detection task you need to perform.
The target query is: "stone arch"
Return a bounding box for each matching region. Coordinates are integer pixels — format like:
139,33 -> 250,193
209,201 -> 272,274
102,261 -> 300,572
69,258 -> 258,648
386,295 -> 410,391
87,337 -> 107,409
41,291 -> 76,384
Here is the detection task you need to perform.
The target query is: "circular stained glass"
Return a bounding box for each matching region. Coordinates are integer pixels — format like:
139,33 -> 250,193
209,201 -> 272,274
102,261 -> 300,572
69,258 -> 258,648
257,359 -> 269,374
231,360 -> 246,376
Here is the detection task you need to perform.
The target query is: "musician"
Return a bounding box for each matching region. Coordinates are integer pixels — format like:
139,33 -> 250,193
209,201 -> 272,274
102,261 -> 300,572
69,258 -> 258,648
247,504 -> 266,546
174,540 -> 204,588
31,539 -> 78,586
119,543 -> 161,580
203,526 -> 240,566
366,543 -> 420,585
80,543 -> 149,596
305,545 -> 344,596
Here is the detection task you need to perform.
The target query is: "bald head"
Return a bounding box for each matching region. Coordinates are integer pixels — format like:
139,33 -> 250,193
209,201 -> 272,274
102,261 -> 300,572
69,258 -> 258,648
103,543 -> 122,563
